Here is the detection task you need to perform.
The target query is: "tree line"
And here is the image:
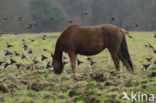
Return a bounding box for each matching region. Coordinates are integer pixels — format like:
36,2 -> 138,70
0,0 -> 156,33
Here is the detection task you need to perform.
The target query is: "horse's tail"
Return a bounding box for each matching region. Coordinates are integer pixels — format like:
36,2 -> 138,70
120,30 -> 134,72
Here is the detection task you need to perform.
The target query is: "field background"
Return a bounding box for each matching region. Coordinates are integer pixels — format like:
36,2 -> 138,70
0,32 -> 156,103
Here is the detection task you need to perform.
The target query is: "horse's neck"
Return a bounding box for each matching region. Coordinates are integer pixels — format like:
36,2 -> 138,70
54,42 -> 63,61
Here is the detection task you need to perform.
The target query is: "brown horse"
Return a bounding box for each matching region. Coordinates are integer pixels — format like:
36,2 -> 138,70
51,24 -> 134,74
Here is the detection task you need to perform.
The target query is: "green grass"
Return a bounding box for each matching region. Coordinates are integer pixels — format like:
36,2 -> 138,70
0,32 -> 156,103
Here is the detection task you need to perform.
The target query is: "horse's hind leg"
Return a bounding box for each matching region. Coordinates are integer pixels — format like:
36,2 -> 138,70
118,50 -> 132,73
68,51 -> 77,73
109,50 -> 120,71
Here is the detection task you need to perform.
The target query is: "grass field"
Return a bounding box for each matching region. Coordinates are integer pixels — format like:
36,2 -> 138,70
0,32 -> 156,103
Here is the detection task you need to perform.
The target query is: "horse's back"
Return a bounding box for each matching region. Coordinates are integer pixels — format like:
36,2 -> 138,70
58,24 -> 123,54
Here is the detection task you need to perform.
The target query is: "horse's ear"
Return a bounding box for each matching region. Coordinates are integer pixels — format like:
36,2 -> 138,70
51,52 -> 54,58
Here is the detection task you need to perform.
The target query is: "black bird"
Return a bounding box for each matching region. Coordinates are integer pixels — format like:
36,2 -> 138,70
15,63 -> 22,69
111,17 -> 115,21
147,43 -> 154,49
14,32 -> 18,35
28,47 -> 33,55
127,35 -> 133,39
42,37 -> 46,40
0,61 -> 5,66
14,51 -> 20,56
46,61 -> 52,69
77,59 -> 83,65
144,44 -> 148,48
23,43 -> 28,50
0,32 -> 4,34
134,23 -> 139,27
152,49 -> 156,53
10,58 -> 17,65
26,24 -> 32,30
4,49 -> 12,56
145,57 -> 152,62
33,59 -> 39,64
22,39 -> 25,42
90,61 -> 96,66
141,64 -> 152,71
21,53 -> 26,59
29,39 -> 35,42
26,65 -> 31,70
43,49 -> 47,51
50,17 -> 54,20
154,61 -> 156,64
63,56 -> 67,60
6,42 -> 13,48
4,63 -> 10,68
84,12 -> 88,15
18,16 -> 22,21
87,56 -> 92,61
68,20 -> 73,23
41,54 -> 48,61
63,61 -> 69,65
3,17 -> 8,20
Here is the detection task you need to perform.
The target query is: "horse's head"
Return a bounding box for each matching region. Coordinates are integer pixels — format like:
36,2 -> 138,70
51,53 -> 64,74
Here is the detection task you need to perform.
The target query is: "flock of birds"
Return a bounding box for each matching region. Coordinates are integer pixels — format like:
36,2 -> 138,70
0,34 -> 98,73
0,13 -> 156,73
141,40 -> 156,71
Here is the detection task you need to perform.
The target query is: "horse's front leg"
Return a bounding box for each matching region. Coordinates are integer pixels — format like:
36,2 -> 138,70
68,52 -> 77,73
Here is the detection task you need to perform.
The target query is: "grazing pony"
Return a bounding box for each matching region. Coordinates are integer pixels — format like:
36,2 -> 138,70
51,24 -> 134,74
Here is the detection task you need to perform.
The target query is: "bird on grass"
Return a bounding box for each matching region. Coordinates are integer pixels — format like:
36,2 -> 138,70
0,61 -> 5,66
15,63 -> 22,69
26,65 -> 31,70
23,43 -> 28,50
21,53 -> 27,59
43,49 -> 47,51
127,34 -> 133,39
145,57 -> 152,62
46,61 -> 52,69
33,59 -> 39,64
77,59 -> 83,65
28,47 -> 33,55
14,51 -> 20,56
4,49 -> 12,56
14,32 -> 18,35
10,58 -> 17,65
87,56 -> 92,61
4,63 -> 11,69
141,64 -> 152,71
41,54 -> 48,61
90,60 -> 96,66
6,42 -> 13,48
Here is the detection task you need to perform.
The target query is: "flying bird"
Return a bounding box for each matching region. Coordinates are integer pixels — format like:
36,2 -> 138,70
41,54 -> 48,61
141,64 -> 152,71
145,57 -> 152,62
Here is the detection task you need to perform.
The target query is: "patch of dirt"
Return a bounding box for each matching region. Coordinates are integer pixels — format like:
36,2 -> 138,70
27,82 -> 49,91
0,84 -> 8,93
104,100 -> 121,103
148,72 -> 156,78
71,74 -> 90,81
7,83 -> 18,92
69,89 -> 77,97
89,73 -> 106,82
